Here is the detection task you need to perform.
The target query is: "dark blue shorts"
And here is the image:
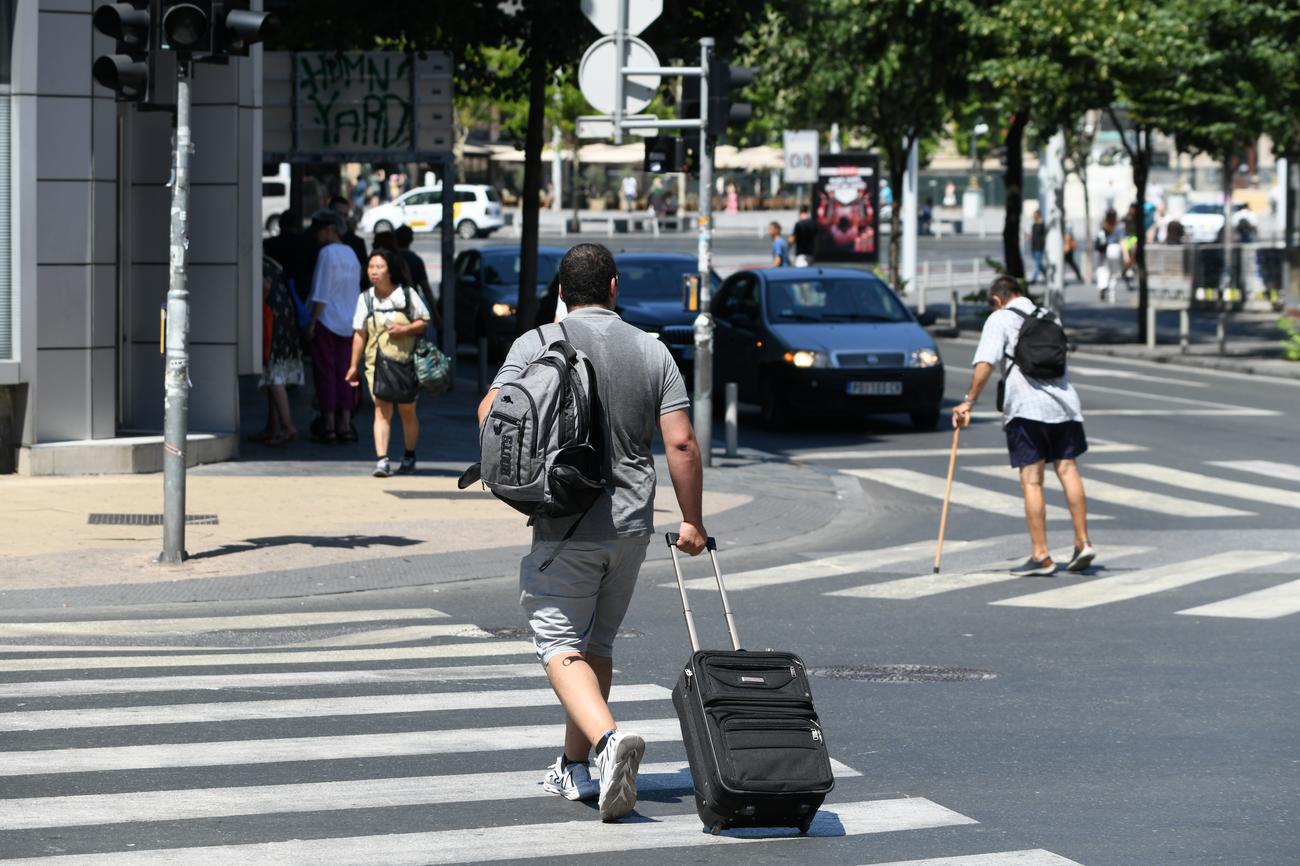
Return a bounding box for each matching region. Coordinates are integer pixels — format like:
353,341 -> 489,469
1004,419 -> 1088,468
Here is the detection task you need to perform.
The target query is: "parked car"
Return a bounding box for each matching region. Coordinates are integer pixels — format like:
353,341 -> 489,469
613,253 -> 721,373
454,245 -> 566,358
711,267 -> 944,429
359,185 -> 505,239
1179,202 -> 1258,244
260,163 -> 290,235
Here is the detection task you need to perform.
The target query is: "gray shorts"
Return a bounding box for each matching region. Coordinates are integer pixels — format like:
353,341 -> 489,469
519,536 -> 651,665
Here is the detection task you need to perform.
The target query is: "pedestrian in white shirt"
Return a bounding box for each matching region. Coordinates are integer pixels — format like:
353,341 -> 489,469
307,209 -> 362,443
952,275 -> 1097,576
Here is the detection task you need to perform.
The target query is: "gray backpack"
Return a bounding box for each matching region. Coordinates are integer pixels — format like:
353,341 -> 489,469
460,323 -> 607,565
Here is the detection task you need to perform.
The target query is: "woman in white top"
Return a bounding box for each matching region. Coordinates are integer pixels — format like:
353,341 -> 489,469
346,248 -> 431,478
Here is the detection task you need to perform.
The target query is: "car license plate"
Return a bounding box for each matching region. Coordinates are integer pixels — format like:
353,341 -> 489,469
846,381 -> 902,396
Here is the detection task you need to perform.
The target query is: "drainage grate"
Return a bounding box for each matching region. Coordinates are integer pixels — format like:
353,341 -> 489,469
385,490 -> 495,499
88,513 -> 219,526
484,626 -> 643,640
808,665 -> 997,684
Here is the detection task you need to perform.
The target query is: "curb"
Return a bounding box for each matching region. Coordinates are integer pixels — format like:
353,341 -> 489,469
1077,345 -> 1300,381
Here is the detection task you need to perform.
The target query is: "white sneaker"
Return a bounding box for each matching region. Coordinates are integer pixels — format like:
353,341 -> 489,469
542,757 -> 599,801
373,458 -> 392,478
594,730 -> 645,821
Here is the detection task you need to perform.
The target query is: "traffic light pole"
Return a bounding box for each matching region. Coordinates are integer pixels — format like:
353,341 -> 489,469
159,57 -> 193,564
693,37 -> 714,468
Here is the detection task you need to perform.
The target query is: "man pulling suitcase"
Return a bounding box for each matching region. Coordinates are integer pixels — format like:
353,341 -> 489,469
478,242 -> 707,822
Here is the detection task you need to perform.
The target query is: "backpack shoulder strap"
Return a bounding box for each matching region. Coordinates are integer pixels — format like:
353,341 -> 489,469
364,289 -> 375,329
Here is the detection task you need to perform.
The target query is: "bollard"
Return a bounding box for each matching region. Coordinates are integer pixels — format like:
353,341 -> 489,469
1216,312 -> 1226,356
1146,305 -> 1157,350
950,289 -> 959,329
477,337 -> 489,394
1179,308 -> 1190,354
724,382 -> 739,458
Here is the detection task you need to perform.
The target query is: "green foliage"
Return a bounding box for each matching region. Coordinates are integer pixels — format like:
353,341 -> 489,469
1280,317 -> 1300,362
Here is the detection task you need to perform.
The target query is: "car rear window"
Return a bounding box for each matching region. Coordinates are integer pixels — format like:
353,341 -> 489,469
766,277 -> 910,323
484,188 -> 501,203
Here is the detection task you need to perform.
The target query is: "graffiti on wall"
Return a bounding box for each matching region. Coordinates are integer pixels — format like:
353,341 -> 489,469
298,53 -> 414,151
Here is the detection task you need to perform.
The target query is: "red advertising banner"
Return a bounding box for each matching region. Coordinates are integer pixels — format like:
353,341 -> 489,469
813,153 -> 880,263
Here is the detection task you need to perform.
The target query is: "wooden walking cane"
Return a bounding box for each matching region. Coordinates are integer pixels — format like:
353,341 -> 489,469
933,425 -> 962,573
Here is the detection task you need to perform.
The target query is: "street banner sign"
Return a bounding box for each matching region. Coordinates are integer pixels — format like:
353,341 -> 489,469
576,115 -> 658,139
783,130 -> 819,185
578,35 -> 661,116
581,0 -> 662,35
813,153 -> 881,263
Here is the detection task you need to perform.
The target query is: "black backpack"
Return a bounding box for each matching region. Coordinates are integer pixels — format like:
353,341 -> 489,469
1007,306 -> 1069,379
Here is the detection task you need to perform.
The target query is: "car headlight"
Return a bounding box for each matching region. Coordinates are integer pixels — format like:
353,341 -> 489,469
491,303 -> 516,317
783,350 -> 828,369
909,347 -> 941,368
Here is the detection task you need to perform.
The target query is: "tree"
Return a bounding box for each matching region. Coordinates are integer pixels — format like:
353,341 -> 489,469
744,0 -> 977,286
968,0 -> 1118,281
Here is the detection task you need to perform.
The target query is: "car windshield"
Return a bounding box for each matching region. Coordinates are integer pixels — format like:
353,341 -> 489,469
1186,203 -> 1243,215
617,261 -> 721,300
481,252 -> 562,286
766,277 -> 910,323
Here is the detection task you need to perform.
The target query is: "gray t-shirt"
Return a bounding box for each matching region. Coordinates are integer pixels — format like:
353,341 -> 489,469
491,307 -> 690,541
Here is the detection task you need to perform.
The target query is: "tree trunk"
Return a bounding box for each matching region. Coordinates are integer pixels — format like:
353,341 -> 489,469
887,152 -> 905,288
1133,126 -> 1151,344
516,44 -> 547,334
1002,111 -> 1029,278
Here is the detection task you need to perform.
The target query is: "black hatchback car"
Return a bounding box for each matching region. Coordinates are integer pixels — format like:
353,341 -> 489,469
711,267 -> 944,428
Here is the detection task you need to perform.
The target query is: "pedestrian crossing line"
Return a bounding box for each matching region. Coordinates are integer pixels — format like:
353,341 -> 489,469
0,717 -> 681,777
0,609 -> 450,639
1090,463 -> 1300,511
0,641 -> 538,673
1175,577 -> 1300,620
0,758 -> 863,830
0,663 -> 547,701
991,551 -> 1295,610
845,468 -> 1074,520
1072,381 -> 1263,410
787,438 -> 1143,461
974,409 -> 1279,418
665,539 -> 1004,592
0,798 -> 976,865
1209,459 -> 1300,486
864,850 -> 1083,866
965,466 -> 1252,519
0,684 -> 673,732
826,547 -> 1151,600
0,625 -> 495,654
1068,364 -> 1206,388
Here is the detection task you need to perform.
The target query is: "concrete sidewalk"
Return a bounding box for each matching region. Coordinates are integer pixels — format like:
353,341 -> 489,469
0,377 -> 848,609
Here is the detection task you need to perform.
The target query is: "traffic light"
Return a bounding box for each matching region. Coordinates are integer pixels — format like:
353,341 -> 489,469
680,76 -> 701,121
159,1 -> 212,53
92,1 -> 154,103
643,136 -> 699,176
707,58 -> 756,139
213,1 -> 277,56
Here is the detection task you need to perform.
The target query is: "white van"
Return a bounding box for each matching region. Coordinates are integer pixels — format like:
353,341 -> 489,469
260,163 -> 291,234
358,185 -> 505,239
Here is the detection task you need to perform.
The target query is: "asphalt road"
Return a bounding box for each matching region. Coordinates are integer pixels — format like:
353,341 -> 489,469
1,349 -> 1298,864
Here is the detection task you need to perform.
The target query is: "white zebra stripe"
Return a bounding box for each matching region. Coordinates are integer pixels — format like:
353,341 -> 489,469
0,717 -> 687,777
965,466 -> 1251,518
845,468 -> 1074,520
0,758 -> 855,830
0,609 -> 449,638
0,641 -> 537,673
1209,460 -> 1300,486
827,547 -> 1150,600
992,551 -> 1294,610
864,850 -> 1083,866
0,664 -> 546,700
0,798 -> 975,865
1175,577 -> 1300,620
0,684 -> 672,732
1091,463 -> 1300,511
0,624 -> 492,653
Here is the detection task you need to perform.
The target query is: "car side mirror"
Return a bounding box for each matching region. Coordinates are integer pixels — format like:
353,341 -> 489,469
917,310 -> 937,326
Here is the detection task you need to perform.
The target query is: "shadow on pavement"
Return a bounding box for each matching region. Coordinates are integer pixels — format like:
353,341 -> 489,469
186,534 -> 423,561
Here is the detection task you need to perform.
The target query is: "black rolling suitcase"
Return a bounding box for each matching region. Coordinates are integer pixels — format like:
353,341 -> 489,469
665,533 -> 835,835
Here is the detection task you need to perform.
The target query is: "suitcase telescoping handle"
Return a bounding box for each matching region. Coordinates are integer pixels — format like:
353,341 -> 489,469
665,533 -> 741,653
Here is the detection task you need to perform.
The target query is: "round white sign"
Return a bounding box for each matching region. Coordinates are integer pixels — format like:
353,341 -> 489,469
578,35 -> 661,117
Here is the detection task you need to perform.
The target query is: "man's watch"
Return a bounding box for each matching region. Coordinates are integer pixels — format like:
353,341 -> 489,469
962,394 -> 976,405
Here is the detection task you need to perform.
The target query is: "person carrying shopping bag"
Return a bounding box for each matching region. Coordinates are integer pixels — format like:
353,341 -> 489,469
346,248 -> 431,478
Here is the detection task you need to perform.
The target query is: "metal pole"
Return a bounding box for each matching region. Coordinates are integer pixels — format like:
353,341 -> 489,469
159,58 -> 194,564
901,137 -> 918,294
724,382 -> 738,458
1146,304 -> 1156,350
693,37 -> 714,468
1219,159 -> 1232,356
440,156 -> 457,384
918,261 -> 929,314
612,0 -> 627,145
1179,308 -> 1189,354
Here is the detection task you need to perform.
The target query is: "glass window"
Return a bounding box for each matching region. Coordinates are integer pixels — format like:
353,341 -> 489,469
261,181 -> 286,196
402,191 -> 435,206
455,190 -> 477,204
616,262 -> 719,300
717,274 -> 759,319
481,252 -> 563,287
483,187 -> 501,203
765,277 -> 909,323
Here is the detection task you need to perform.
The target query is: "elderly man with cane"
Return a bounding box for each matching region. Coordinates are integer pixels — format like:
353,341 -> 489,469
952,275 -> 1097,576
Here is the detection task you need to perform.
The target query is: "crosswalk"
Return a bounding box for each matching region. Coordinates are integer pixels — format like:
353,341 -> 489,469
0,608 -> 1085,865
684,457 -> 1300,621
